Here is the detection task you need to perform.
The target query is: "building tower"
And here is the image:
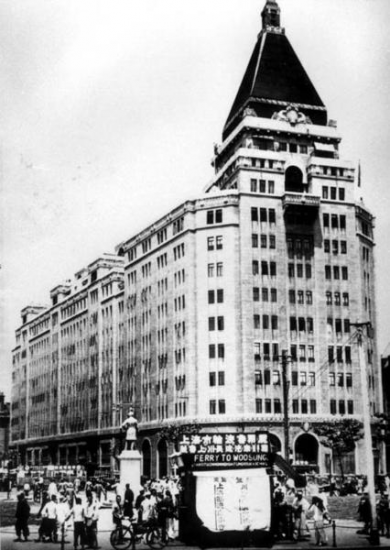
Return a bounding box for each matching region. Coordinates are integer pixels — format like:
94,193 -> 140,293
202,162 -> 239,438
10,1 -> 380,478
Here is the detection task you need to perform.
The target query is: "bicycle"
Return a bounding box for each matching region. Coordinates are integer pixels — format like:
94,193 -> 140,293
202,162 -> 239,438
110,517 -> 168,550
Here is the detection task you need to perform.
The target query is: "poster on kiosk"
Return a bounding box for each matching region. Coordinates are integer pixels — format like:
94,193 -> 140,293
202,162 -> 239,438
178,431 -> 273,547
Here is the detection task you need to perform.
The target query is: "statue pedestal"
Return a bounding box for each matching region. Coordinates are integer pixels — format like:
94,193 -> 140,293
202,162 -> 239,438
118,450 -> 142,497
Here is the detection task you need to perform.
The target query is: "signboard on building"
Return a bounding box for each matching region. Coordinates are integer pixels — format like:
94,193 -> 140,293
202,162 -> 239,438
178,431 -> 271,470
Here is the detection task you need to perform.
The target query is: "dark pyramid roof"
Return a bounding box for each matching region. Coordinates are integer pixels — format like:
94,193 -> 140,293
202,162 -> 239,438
223,17 -> 327,140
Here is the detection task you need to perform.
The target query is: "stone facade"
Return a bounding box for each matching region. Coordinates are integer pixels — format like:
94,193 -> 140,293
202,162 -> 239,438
10,1 -> 382,478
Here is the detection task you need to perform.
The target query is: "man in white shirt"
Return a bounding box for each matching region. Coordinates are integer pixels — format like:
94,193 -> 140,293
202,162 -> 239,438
67,497 -> 85,550
41,495 -> 58,542
84,493 -> 99,548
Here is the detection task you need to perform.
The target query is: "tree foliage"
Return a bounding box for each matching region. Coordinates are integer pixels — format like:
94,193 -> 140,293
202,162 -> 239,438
314,419 -> 363,456
159,422 -> 201,449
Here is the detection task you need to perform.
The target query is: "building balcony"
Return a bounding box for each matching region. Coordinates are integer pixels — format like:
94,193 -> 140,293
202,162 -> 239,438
282,192 -> 320,224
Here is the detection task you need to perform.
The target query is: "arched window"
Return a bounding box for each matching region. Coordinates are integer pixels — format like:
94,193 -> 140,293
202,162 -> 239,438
142,440 -> 151,479
285,166 -> 304,193
294,433 -> 318,465
157,439 -> 168,478
269,433 -> 282,454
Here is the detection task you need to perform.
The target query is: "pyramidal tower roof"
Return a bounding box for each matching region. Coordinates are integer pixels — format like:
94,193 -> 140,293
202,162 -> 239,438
223,0 -> 327,140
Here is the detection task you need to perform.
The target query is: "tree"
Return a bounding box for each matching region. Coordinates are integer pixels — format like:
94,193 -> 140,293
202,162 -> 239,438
159,422 -> 201,451
314,419 -> 363,480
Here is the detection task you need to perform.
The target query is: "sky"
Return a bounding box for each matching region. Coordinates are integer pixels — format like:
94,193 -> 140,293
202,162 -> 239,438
1,0 -> 390,401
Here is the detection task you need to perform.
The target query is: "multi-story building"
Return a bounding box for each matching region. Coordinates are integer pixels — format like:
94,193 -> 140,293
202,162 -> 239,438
11,0 -> 381,478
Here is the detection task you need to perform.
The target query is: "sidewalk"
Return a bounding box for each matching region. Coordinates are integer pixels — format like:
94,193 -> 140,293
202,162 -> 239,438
2,492 -> 390,550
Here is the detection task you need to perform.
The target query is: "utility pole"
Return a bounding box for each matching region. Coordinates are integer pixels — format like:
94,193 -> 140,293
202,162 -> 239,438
281,349 -> 290,462
352,322 -> 379,546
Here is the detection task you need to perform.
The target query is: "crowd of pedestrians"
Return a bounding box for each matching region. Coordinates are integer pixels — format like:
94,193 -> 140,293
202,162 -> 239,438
11,474 -> 182,548
272,477 -> 332,546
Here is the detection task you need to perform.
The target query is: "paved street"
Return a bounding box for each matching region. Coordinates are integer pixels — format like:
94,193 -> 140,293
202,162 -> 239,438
2,492 -> 390,550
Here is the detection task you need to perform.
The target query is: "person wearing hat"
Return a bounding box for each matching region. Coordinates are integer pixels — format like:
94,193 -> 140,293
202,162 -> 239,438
141,491 -> 154,523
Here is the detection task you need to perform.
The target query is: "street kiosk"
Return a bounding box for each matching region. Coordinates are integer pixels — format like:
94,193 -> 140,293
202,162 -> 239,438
178,431 -> 274,547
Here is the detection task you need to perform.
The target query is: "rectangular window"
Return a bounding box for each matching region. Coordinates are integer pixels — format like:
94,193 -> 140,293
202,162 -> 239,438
217,316 -> 224,331
207,210 -> 214,224
341,241 -> 347,254
218,400 -> 226,414
328,346 -> 334,364
329,372 -> 335,386
255,398 -> 262,413
292,371 -> 298,386
264,370 -> 271,385
216,236 -> 223,250
271,315 -> 278,330
308,345 -> 315,362
269,234 -> 276,249
252,233 -> 258,248
259,179 -> 266,193
270,262 -> 277,276
331,187 -> 337,200
273,370 -> 281,385
310,400 -> 317,414
260,208 -> 267,222
261,261 -> 268,276
252,260 -> 259,275
288,263 -> 295,278
333,266 -> 340,280
297,264 -> 303,278
339,188 -> 345,201
262,288 -> 269,302
268,180 -> 275,194
250,179 -> 257,192
306,291 -> 313,305
334,292 -> 341,305
289,289 -> 296,304
342,266 -> 348,280
330,399 -> 337,415
331,214 -> 338,229
208,317 -> 215,331
347,400 -> 354,414
209,400 -> 216,414
344,319 -> 350,333
255,370 -> 262,385
209,344 -> 216,359
253,287 -> 260,302
209,372 -> 216,386
300,372 -> 307,386
269,209 -> 276,224
309,372 -> 315,386
274,399 -> 281,414
324,239 -> 330,253
346,373 -> 352,388
297,290 -> 304,304
218,344 -> 225,358
292,400 -> 299,414
323,213 -> 329,228
262,314 -> 269,330
326,291 -> 332,305
261,234 -> 267,248
208,264 -> 215,277
207,237 -> 214,250
322,186 -> 328,199
291,345 -> 297,362
339,400 -> 346,415
265,399 -> 272,413
272,343 -> 279,360
301,400 -> 308,414
208,290 -> 215,304
217,289 -> 224,303
305,264 -> 312,279
340,215 -> 346,230
215,209 -> 223,223
345,346 -> 351,364
271,288 -> 277,302
251,207 -> 258,222
325,265 -> 331,279
263,343 -> 270,361
254,314 -> 260,329
216,263 -> 223,276
332,240 -> 339,255
337,373 -> 344,387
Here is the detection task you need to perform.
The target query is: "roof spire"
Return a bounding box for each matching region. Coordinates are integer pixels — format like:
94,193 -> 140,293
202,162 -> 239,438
261,0 -> 281,32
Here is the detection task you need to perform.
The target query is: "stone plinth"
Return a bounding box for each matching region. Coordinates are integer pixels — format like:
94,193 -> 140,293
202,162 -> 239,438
118,449 -> 142,497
